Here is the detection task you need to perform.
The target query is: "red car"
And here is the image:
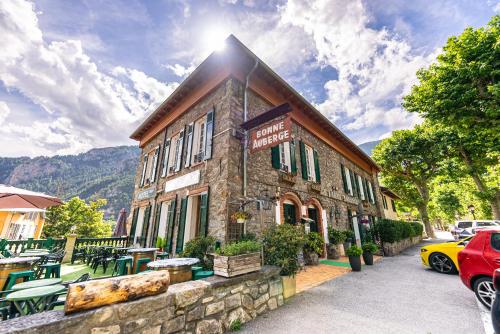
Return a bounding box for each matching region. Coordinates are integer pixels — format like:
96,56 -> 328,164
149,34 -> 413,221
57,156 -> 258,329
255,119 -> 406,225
458,229 -> 500,308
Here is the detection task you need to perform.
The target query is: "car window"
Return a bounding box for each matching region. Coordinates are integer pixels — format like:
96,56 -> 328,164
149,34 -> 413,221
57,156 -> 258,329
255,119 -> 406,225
478,222 -> 496,227
491,233 -> 500,251
458,221 -> 472,228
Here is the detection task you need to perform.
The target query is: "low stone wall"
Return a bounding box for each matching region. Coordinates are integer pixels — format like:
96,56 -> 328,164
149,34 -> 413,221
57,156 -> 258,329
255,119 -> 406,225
1,266 -> 283,334
382,236 -> 422,257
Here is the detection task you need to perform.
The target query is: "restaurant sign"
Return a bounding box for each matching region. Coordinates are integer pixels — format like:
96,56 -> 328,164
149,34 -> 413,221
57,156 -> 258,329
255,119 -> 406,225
250,117 -> 291,153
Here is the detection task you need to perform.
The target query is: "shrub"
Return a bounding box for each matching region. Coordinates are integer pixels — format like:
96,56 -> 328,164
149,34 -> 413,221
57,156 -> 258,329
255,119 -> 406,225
409,222 -> 424,237
303,232 -> 324,255
181,236 -> 216,270
327,226 -> 345,245
215,240 -> 261,256
362,242 -> 378,254
374,219 -> 423,243
343,230 -> 355,243
401,222 -> 412,239
262,224 -> 305,276
346,245 -> 363,257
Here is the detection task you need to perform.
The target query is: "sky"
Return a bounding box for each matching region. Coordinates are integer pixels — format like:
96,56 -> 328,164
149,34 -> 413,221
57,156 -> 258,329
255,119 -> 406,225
0,0 -> 497,157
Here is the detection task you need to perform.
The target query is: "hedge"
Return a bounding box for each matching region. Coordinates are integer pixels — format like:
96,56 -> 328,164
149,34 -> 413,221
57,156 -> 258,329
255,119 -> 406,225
374,219 -> 423,243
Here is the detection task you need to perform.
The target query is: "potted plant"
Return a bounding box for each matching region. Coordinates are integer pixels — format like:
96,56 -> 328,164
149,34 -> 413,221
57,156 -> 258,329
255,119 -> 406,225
361,242 -> 378,265
342,230 -> 355,252
263,224 -> 305,299
155,237 -> 165,252
213,240 -> 262,277
346,245 -> 363,272
327,226 -> 345,259
181,236 -> 216,270
231,210 -> 252,224
303,232 -> 324,265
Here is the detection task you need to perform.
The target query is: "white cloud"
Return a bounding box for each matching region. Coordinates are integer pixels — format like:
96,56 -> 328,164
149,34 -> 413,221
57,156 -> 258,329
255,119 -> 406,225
279,0 -> 437,142
163,63 -> 196,78
0,0 -> 178,156
0,101 -> 11,125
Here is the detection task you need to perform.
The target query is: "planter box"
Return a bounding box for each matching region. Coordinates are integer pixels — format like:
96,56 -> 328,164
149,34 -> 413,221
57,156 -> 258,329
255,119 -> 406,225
279,172 -> 296,185
213,252 -> 262,277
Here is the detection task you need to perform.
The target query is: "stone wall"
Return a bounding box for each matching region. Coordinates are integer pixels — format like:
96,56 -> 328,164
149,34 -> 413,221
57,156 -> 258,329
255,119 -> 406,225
382,236 -> 422,257
1,266 -> 283,334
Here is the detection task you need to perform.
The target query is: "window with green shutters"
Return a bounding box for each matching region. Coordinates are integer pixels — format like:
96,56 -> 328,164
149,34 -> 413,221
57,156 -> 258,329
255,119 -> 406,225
289,140 -> 297,175
165,197 -> 177,253
161,138 -> 171,177
198,192 -> 209,237
184,123 -> 194,168
176,197 -> 188,253
341,164 -> 348,193
349,170 -> 357,198
129,208 -> 139,241
271,140 -> 297,174
313,149 -> 321,183
299,141 -> 308,180
140,206 -> 152,247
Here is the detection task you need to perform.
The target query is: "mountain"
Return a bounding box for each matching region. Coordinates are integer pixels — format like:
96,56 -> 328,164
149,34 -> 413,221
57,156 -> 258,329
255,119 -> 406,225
359,140 -> 381,157
0,146 -> 140,219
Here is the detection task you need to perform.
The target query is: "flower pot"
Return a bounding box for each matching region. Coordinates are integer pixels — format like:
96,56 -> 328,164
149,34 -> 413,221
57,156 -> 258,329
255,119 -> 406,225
281,275 -> 296,299
213,252 -> 261,277
362,252 -> 374,265
348,255 -> 362,271
303,251 -> 319,265
326,244 -> 340,260
236,218 -> 246,224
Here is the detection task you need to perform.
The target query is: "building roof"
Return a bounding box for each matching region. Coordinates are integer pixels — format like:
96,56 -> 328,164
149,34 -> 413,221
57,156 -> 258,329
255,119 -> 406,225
380,186 -> 401,200
131,35 -> 380,171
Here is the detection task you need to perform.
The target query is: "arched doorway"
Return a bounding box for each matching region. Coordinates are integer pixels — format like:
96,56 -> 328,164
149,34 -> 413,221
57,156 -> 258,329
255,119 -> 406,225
304,198 -> 325,241
279,192 -> 302,225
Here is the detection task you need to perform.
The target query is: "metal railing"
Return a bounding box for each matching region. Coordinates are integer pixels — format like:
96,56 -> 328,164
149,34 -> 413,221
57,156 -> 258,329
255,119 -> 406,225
74,236 -> 129,248
1,237 -> 66,254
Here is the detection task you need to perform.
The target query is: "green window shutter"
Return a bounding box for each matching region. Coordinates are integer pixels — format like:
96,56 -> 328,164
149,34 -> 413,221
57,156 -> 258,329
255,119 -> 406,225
362,178 -> 369,200
313,149 -> 320,183
341,164 -> 348,193
129,208 -> 139,241
166,197 -> 177,253
299,141 -> 308,180
151,146 -> 160,182
151,203 -> 162,247
354,173 -> 361,198
141,206 -> 152,247
140,154 -> 148,186
176,197 -> 188,254
271,145 -> 280,169
349,170 -> 357,198
161,139 -> 171,177
289,140 -> 297,175
198,192 -> 209,237
205,109 -> 214,160
175,129 -> 185,172
185,123 -> 194,168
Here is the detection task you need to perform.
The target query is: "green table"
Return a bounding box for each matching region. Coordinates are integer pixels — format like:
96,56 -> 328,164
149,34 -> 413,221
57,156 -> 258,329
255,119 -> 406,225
11,278 -> 62,291
6,284 -> 66,315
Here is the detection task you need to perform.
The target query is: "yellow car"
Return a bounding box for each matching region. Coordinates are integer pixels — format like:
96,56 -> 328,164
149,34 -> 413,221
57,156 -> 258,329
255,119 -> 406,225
420,237 -> 471,274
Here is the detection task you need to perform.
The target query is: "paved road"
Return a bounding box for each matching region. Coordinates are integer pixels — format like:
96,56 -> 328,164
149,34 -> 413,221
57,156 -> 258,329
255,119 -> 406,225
241,239 -> 484,334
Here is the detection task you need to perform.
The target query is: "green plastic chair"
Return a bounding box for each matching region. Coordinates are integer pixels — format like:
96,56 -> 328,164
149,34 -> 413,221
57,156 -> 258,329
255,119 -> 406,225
0,239 -> 7,252
112,256 -> 133,276
193,270 -> 214,280
156,252 -> 169,260
135,258 -> 152,274
191,266 -> 203,274
3,270 -> 34,291
40,263 -> 61,279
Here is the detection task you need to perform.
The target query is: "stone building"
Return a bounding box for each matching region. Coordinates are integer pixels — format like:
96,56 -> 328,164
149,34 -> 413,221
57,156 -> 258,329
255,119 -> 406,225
380,187 -> 400,220
128,35 -> 383,254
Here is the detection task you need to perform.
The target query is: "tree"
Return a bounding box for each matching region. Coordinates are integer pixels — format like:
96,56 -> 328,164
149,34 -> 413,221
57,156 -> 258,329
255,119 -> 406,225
373,126 -> 448,238
403,16 -> 500,218
43,197 -> 112,238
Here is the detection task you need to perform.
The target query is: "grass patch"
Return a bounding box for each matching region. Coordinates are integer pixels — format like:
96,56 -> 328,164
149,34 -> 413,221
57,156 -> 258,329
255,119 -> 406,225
319,259 -> 351,268
229,319 -> 242,331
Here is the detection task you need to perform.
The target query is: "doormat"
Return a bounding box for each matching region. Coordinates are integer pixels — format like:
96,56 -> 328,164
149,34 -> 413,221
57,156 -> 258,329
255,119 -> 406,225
319,259 -> 351,268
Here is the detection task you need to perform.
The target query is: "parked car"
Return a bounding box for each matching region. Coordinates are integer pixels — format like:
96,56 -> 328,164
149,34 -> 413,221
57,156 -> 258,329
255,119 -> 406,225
457,229 -> 500,309
420,237 -> 471,274
451,220 -> 499,240
491,268 -> 500,333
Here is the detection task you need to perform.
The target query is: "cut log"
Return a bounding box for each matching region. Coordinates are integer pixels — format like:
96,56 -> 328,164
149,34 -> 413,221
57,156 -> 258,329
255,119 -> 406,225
64,271 -> 170,314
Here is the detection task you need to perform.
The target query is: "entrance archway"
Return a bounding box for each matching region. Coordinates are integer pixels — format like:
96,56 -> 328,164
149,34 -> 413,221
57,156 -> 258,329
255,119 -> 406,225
304,198 -> 326,244
279,192 -> 302,225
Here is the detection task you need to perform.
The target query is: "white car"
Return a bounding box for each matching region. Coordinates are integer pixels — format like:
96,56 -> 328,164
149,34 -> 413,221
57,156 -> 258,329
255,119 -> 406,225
451,220 -> 500,239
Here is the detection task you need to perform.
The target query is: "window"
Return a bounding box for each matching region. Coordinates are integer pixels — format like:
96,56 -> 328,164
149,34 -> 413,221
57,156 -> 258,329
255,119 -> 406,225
279,142 -> 291,172
149,146 -> 160,183
167,131 -> 184,176
491,233 -> 500,251
367,181 -> 375,204
272,140 -> 296,174
391,199 -> 396,212
457,221 -> 472,229
189,110 -> 214,165
357,175 -> 365,200
344,167 -> 353,195
140,154 -> 148,186
300,141 -> 320,183
478,221 -> 498,227
382,195 -> 388,209
161,139 -> 171,177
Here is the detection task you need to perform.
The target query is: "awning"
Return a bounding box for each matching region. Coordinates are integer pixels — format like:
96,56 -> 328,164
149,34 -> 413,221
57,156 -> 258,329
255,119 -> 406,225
0,184 -> 62,210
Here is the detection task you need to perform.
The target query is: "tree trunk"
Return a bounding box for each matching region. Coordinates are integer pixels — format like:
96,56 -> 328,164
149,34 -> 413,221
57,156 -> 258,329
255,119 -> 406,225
64,271 -> 170,314
459,147 -> 500,219
418,205 -> 435,238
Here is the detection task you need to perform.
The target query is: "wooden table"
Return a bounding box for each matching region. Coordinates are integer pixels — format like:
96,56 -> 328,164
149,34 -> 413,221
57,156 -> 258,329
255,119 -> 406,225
127,248 -> 158,273
12,278 -> 62,291
6,284 -> 66,315
147,258 -> 200,284
0,257 -> 39,290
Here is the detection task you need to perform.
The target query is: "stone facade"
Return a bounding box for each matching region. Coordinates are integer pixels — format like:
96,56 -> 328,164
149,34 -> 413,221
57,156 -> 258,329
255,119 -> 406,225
0,266 -> 283,334
130,71 -> 384,251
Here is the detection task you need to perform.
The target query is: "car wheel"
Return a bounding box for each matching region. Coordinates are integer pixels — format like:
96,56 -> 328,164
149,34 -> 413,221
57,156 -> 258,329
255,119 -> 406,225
429,253 -> 458,274
474,277 -> 495,309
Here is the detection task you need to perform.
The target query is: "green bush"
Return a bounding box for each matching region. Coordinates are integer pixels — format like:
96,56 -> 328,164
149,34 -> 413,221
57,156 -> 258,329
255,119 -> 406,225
262,224 -> 305,277
303,232 -> 324,255
343,230 -> 355,242
238,233 -> 257,242
215,240 -> 261,256
181,236 -> 216,270
346,245 -> 363,257
374,219 -> 423,243
362,242 -> 378,254
327,226 -> 345,245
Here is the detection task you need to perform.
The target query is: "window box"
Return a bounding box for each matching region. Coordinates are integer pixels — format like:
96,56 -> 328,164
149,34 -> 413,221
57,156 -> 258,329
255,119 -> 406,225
213,252 -> 262,277
308,182 -> 321,193
279,171 -> 296,184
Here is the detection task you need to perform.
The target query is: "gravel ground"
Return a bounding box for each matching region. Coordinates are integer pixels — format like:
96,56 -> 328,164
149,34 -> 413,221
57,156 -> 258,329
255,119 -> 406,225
241,239 -> 484,334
